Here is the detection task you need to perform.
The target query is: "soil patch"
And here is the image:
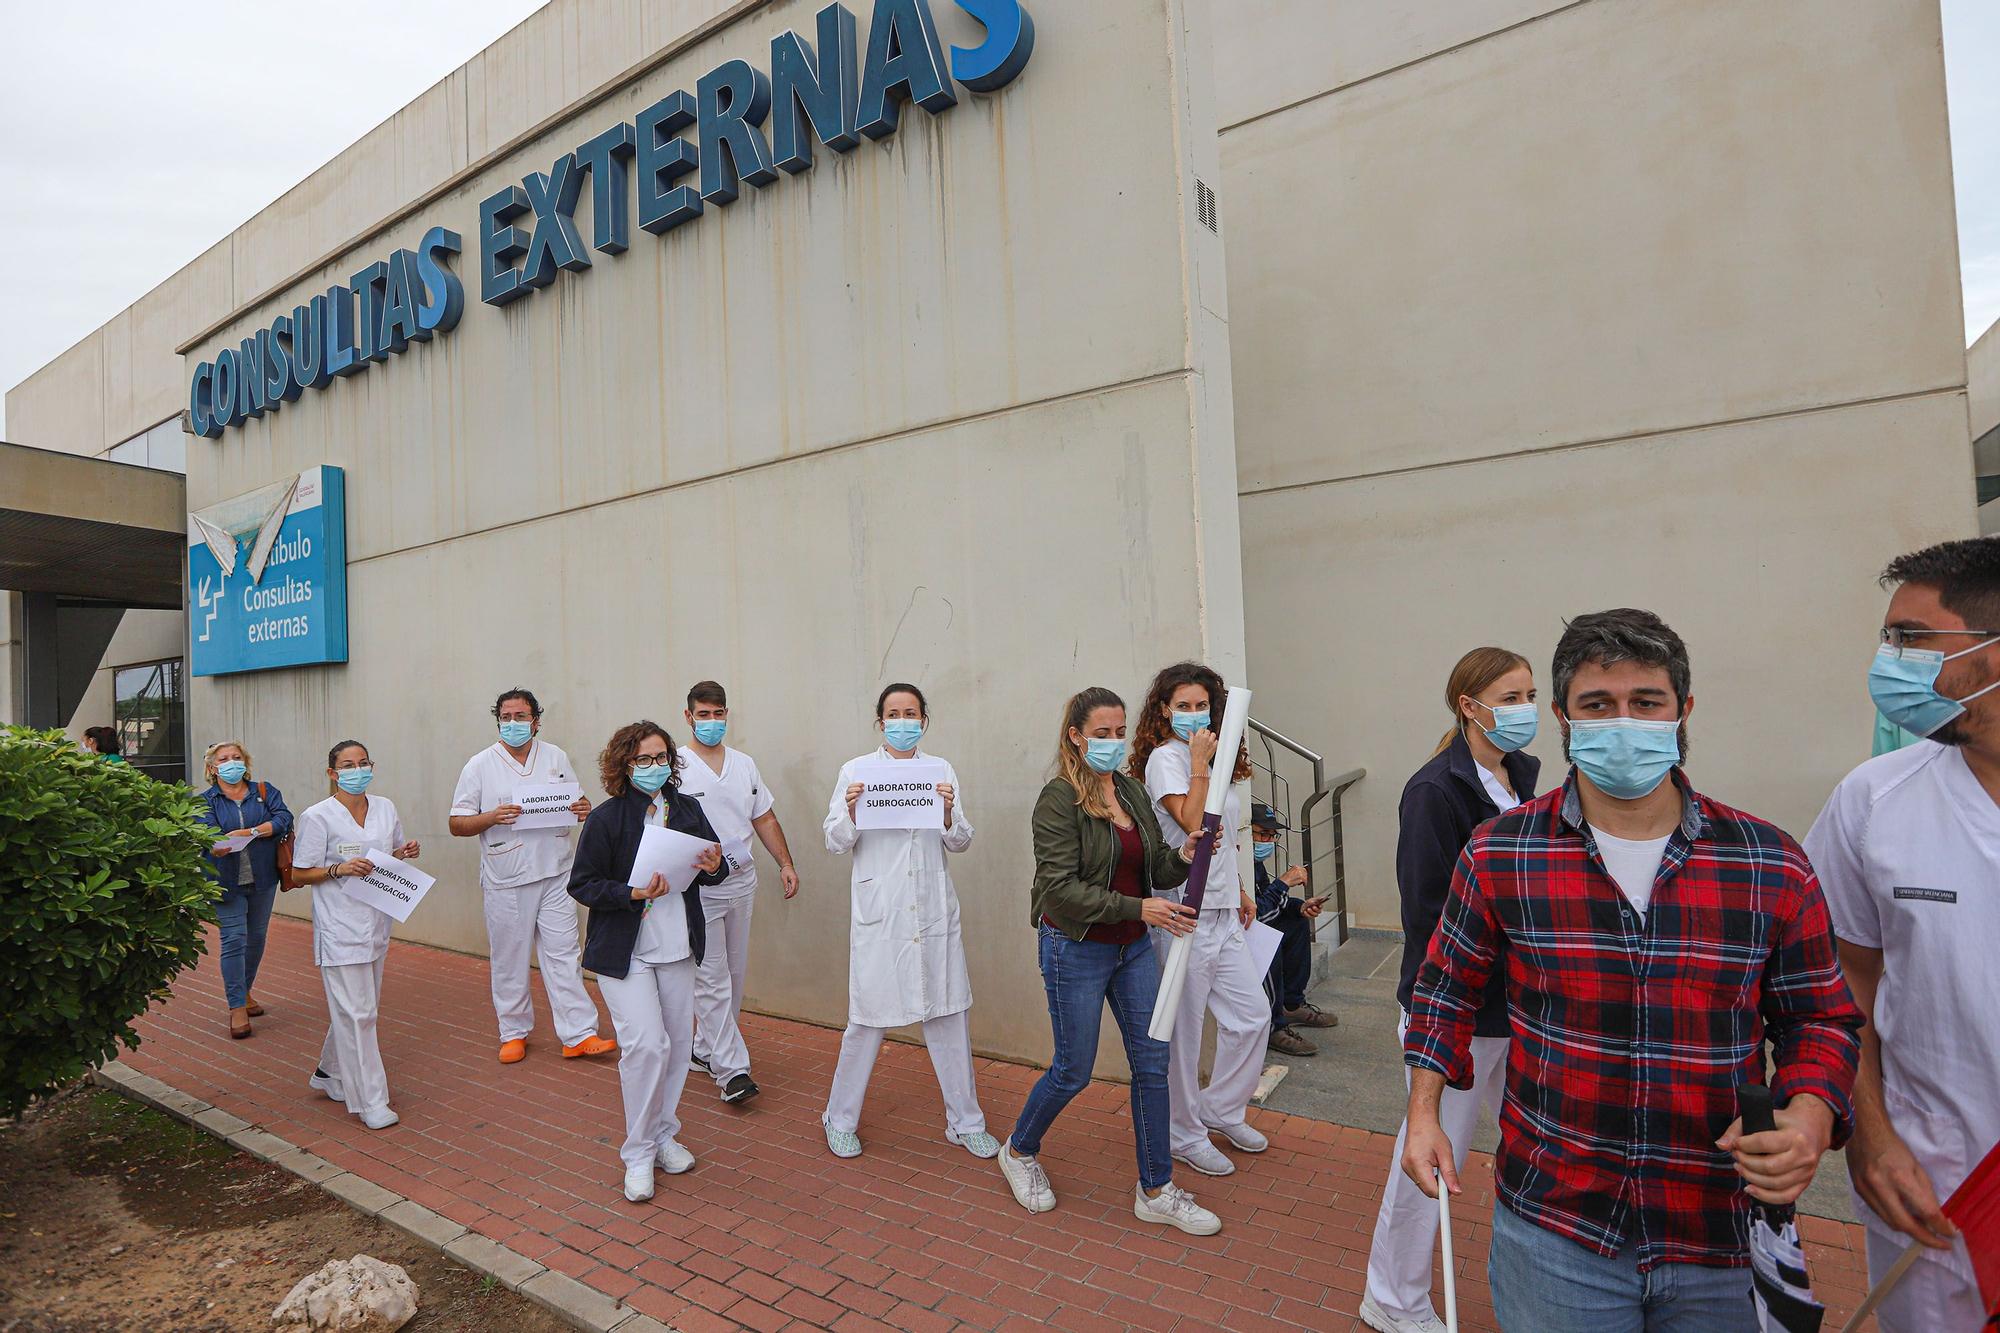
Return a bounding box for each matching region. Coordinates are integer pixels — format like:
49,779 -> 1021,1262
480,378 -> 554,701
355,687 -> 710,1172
0,1085 -> 571,1333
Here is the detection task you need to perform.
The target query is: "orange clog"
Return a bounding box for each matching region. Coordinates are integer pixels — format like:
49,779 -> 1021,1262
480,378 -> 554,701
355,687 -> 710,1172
562,1035 -> 617,1058
498,1039 -> 528,1064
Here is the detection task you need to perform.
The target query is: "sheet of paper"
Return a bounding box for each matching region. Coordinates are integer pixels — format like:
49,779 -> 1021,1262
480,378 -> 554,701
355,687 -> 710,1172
338,849 -> 436,924
852,759 -> 947,830
1245,918 -> 1284,978
627,824 -> 716,894
211,828 -> 258,854
720,835 -> 754,879
512,780 -> 584,830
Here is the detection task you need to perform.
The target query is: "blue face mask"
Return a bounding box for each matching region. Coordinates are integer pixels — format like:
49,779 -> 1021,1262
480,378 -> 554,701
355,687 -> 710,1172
692,720 -> 728,747
1566,718 -> 1681,800
498,719 -> 533,747
1471,700 -> 1538,753
1171,710 -> 1210,742
1083,737 -> 1127,773
1869,641 -> 2000,738
630,763 -> 672,794
215,759 -> 247,784
335,767 -> 374,795
1253,841 -> 1276,862
882,719 -> 924,752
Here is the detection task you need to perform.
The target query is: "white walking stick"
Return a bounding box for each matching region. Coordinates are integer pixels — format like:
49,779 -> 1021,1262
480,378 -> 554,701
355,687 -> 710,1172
1147,683 -> 1251,1043
1437,1169 -> 1459,1333
1835,1241 -> 1924,1333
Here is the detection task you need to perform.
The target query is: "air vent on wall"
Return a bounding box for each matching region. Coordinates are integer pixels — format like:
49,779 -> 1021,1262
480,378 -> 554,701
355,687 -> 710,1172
1196,178 -> 1218,234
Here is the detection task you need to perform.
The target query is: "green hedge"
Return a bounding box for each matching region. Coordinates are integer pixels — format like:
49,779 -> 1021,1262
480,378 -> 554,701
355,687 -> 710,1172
0,726 -> 218,1117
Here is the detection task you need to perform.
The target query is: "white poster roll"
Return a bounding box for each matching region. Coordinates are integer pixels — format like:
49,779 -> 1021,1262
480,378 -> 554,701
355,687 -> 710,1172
1147,932 -> 1193,1042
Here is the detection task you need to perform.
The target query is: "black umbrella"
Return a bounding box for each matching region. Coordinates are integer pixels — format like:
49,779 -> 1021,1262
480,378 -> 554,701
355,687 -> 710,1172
1739,1084 -> 1825,1332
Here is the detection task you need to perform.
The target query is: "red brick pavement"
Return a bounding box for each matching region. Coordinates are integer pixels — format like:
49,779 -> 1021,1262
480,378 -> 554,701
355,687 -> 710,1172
118,919 -> 1879,1331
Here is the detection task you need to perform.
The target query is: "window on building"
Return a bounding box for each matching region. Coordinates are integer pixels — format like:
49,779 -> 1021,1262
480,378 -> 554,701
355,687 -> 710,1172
104,419 -> 187,475
113,658 -> 185,782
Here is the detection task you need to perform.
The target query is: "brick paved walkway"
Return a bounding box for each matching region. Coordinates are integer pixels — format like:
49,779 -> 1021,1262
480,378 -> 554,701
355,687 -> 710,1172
116,919 -> 1879,1331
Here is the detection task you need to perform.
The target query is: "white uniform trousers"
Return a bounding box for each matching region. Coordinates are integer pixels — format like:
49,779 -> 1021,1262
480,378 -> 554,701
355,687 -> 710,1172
318,957 -> 390,1119
1865,1222 -> 1985,1333
692,892 -> 755,1085
598,956 -> 697,1170
483,871 -> 600,1046
1364,1010 -> 1509,1321
1150,909 -> 1272,1154
824,1009 -> 986,1138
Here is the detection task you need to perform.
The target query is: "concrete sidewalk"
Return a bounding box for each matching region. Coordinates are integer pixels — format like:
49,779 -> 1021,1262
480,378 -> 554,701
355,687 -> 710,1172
105,919 -> 1880,1332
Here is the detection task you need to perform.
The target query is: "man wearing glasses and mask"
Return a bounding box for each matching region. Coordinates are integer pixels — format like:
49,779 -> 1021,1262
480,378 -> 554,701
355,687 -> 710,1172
1806,536 -> 2000,1332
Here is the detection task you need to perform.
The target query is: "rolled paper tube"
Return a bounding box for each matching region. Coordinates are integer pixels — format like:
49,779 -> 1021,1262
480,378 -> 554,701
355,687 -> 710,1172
1147,932 -> 1193,1042
1150,683 -> 1251,1040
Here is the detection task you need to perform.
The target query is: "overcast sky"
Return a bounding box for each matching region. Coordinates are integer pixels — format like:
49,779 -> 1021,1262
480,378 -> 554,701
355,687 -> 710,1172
1,2 -> 1996,440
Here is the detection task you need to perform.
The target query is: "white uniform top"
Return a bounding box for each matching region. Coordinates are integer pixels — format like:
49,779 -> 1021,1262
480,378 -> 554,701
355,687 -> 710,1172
1805,742 -> 2000,1214
676,744 -> 773,900
823,748 -> 974,1028
1145,739 -> 1243,911
631,798 -> 691,965
296,794 -> 405,967
449,740 -> 579,889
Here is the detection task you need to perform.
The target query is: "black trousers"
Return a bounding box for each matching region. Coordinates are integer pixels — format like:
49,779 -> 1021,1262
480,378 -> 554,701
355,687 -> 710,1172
1261,906 -> 1314,1028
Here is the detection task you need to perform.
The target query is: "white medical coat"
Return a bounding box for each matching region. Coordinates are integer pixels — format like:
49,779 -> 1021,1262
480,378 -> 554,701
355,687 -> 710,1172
823,748 -> 974,1028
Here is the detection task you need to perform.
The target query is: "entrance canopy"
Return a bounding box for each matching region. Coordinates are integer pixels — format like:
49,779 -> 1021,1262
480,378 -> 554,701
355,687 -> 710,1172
0,440 -> 184,610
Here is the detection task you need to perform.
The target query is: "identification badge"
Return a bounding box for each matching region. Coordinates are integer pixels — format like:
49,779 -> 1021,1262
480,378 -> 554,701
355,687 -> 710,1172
337,841 -> 364,858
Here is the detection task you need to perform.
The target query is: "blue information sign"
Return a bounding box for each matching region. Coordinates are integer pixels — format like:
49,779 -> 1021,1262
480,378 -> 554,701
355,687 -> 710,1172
188,466 -> 349,676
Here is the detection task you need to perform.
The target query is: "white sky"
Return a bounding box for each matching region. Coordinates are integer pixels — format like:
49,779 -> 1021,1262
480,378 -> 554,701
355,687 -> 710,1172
1,1 -> 1996,440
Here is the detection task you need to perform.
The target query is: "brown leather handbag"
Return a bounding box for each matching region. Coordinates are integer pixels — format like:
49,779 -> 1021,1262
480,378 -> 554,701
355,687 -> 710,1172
258,782 -> 298,891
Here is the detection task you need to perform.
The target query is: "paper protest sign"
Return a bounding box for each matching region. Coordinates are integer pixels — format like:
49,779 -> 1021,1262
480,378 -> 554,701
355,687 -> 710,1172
211,828 -> 258,855
513,781 -> 584,830
721,835 -> 754,879
627,824 -> 716,895
338,850 -> 436,923
1246,919 -> 1284,978
852,759 -> 947,830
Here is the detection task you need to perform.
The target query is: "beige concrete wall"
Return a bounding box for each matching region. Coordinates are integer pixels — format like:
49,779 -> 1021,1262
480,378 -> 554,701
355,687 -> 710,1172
156,0 -> 1242,1070
1219,0 -> 1976,927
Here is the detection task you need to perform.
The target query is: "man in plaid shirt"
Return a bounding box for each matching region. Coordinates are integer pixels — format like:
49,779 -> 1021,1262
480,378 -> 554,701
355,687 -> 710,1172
1402,609 -> 1863,1331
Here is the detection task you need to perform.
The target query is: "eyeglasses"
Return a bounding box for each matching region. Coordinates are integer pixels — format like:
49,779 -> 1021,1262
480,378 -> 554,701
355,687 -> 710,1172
631,755 -> 672,769
1880,626 -> 1998,657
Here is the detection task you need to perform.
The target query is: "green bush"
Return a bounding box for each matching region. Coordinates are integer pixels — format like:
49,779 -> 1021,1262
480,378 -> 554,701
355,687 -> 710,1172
0,726 -> 219,1117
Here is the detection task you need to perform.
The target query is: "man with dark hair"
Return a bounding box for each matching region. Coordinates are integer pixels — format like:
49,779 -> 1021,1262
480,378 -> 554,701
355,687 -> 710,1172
1402,608 -> 1863,1330
677,680 -> 800,1104
449,688 -> 613,1064
1805,536 -> 2000,1331
1250,803 -> 1334,1058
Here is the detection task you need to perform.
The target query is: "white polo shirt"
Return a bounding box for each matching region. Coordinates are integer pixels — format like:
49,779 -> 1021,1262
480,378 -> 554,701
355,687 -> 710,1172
449,740 -> 580,889
1144,738 -> 1243,911
1805,741 -> 2000,1210
676,744 -> 773,901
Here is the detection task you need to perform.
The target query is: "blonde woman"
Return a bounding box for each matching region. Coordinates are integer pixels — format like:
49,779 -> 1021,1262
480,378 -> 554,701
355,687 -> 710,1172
196,741 -> 293,1039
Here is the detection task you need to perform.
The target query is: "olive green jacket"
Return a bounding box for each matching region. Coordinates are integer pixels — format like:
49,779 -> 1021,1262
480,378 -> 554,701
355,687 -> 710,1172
1030,773 -> 1191,941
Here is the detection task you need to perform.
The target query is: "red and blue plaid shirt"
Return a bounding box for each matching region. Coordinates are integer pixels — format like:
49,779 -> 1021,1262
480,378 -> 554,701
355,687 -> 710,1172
1406,771 -> 1863,1271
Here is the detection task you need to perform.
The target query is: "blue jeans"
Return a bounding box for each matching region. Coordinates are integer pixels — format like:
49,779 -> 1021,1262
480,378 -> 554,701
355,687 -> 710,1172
1008,925 -> 1173,1190
1489,1200 -> 1756,1332
216,881 -> 279,1009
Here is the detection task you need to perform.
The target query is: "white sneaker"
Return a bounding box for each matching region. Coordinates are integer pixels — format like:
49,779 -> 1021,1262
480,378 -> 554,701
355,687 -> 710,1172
1359,1294 -> 1447,1333
997,1141 -> 1056,1214
1134,1182 -> 1221,1236
1172,1140 -> 1235,1176
358,1106 -> 399,1131
1201,1118 -> 1268,1153
623,1162 -> 655,1202
655,1138 -> 695,1175
947,1129 -> 1002,1160
823,1122 -> 863,1159
308,1069 -> 345,1103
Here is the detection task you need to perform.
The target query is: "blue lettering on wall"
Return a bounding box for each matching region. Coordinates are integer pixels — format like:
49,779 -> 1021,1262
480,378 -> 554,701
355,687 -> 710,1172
189,0 -> 1033,435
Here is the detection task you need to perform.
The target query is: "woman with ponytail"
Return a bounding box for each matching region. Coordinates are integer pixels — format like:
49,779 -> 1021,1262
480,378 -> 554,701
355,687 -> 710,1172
998,687 -> 1219,1235
1359,647 -> 1539,1333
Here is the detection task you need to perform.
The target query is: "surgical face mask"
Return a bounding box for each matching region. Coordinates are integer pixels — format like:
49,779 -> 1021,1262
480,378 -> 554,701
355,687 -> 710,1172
1083,737 -> 1127,773
498,719 -> 533,747
215,759 -> 247,785
882,719 -> 924,752
1170,710 -> 1210,742
630,763 -> 673,794
1566,718 -> 1681,800
1869,640 -> 2000,738
1471,700 -> 1538,753
335,766 -> 375,795
1253,840 -> 1276,862
692,720 -> 728,747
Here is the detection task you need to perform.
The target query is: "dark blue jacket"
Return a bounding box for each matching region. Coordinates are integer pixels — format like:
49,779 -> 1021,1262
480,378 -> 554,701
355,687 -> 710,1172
197,781 -> 294,893
569,785 -> 728,979
1395,730 -> 1539,1039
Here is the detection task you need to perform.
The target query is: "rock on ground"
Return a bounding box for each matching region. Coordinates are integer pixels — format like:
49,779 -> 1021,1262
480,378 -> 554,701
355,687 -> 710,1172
272,1254 -> 419,1331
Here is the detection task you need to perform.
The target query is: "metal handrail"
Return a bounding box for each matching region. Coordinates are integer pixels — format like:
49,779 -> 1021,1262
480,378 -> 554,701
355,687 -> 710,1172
1247,716 -> 1364,946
